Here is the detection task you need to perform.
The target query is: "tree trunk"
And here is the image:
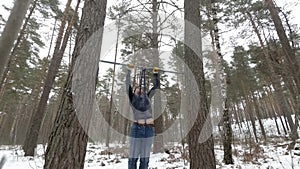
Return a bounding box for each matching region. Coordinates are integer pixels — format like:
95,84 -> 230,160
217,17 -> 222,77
265,0 -> 300,142
241,99 -> 253,143
23,0 -> 76,156
247,10 -> 298,141
209,0 -> 223,136
44,0 -> 107,168
262,93 -> 281,135
151,0 -> 164,154
209,0 -> 233,164
0,0 -> 37,94
222,98 -> 234,164
252,94 -> 267,142
184,0 -> 216,168
0,0 -> 32,79
246,97 -> 259,143
0,106 -> 15,144
105,18 -> 121,148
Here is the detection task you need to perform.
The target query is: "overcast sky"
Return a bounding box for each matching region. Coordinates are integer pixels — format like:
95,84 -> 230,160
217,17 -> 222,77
0,0 -> 299,65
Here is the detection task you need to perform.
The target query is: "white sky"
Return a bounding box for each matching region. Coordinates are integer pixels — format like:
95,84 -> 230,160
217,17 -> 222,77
0,0 -> 299,68
1,0 -> 299,37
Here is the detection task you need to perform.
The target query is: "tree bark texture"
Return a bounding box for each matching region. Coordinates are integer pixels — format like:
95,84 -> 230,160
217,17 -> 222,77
184,0 -> 216,168
223,98 -> 234,164
44,0 -> 107,168
151,0 -> 165,154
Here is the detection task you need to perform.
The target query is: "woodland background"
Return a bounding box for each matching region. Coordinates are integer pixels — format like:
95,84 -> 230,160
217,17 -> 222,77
0,0 -> 300,168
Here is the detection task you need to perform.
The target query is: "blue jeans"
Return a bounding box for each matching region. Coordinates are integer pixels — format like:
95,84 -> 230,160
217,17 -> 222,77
128,123 -> 155,169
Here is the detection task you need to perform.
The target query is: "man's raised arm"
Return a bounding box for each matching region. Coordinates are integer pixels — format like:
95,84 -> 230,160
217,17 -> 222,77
148,67 -> 160,98
126,65 -> 134,101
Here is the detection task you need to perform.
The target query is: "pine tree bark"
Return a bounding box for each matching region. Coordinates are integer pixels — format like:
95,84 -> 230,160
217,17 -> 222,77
23,0 -> 76,156
184,0 -> 216,168
252,94 -> 267,142
223,98 -> 233,164
151,0 -> 164,154
262,91 -> 282,134
44,0 -> 107,168
209,0 -> 234,164
0,0 -> 32,79
246,96 -> 259,143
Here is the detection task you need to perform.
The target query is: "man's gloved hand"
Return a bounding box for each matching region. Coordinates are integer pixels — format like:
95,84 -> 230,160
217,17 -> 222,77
153,67 -> 159,74
127,64 -> 134,72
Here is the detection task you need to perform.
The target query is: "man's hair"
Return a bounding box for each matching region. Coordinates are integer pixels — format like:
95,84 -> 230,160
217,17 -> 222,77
133,85 -> 139,93
133,85 -> 144,93
132,82 -> 138,88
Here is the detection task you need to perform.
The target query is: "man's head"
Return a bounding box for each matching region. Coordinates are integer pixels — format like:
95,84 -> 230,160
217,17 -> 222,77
133,86 -> 144,95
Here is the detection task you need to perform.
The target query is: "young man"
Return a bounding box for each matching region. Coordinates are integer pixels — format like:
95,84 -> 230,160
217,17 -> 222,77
126,66 -> 159,169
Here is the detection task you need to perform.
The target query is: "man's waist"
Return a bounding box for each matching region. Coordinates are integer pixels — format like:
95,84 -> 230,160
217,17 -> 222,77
134,118 -> 154,125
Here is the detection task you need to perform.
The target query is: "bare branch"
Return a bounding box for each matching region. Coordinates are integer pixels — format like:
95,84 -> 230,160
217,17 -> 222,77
158,8 -> 181,29
136,0 -> 152,13
158,0 -> 183,11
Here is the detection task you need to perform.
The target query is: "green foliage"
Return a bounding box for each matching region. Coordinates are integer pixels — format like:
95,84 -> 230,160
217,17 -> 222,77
97,68 -> 114,97
0,39 -> 35,109
164,83 -> 181,121
51,61 -> 68,99
108,1 -> 130,20
0,0 -> 62,113
38,0 -> 61,19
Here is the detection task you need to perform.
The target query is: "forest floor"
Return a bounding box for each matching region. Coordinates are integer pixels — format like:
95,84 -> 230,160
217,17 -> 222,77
0,138 -> 299,169
1,117 -> 300,169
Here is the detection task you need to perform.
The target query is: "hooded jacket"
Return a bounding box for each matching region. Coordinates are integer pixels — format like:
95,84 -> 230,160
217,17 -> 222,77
126,70 -> 159,121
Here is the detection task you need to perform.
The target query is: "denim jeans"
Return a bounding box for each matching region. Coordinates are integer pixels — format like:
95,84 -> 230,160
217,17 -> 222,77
128,123 -> 155,169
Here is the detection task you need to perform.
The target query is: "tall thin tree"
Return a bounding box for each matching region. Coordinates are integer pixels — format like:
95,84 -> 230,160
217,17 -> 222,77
0,0 -> 32,81
184,0 -> 216,168
44,0 -> 107,168
209,0 -> 234,164
246,7 -> 297,143
0,0 -> 37,94
265,0 -> 300,144
23,0 -> 77,156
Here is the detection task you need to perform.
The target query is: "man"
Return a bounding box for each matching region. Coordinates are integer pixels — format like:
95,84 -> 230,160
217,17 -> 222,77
126,65 -> 159,169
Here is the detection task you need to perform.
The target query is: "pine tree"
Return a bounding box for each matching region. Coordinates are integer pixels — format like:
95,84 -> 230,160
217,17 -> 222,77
184,0 -> 216,168
44,0 -> 107,168
0,0 -> 32,79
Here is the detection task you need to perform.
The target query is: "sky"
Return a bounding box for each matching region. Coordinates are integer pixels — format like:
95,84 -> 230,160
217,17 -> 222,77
1,0 -> 299,49
1,0 -> 299,36
0,0 -> 299,68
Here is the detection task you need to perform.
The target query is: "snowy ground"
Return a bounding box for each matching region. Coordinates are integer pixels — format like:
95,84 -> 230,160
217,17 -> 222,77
1,118 -> 300,169
1,141 -> 300,169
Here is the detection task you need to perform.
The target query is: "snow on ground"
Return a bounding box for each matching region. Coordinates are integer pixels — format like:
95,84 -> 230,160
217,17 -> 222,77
1,141 -> 300,169
1,117 -> 300,169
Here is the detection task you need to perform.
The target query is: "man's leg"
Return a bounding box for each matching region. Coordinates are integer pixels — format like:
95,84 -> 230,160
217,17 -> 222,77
129,124 -> 142,169
128,157 -> 138,169
139,126 -> 154,169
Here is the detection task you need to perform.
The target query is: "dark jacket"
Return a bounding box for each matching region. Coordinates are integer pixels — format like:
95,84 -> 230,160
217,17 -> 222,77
126,70 -> 159,120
